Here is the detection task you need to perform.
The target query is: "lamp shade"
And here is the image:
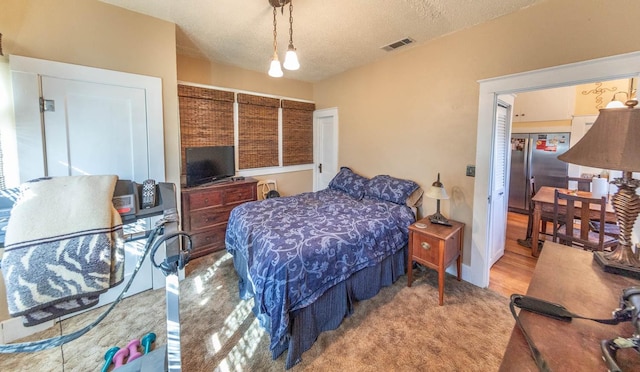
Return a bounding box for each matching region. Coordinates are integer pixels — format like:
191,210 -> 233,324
268,57 -> 283,78
557,107 -> 640,172
425,185 -> 449,200
283,48 -> 300,70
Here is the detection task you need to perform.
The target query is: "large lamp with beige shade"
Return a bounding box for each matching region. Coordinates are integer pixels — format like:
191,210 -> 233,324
558,98 -> 640,279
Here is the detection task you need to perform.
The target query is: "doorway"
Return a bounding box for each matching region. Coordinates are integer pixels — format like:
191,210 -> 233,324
313,107 -> 339,191
470,51 -> 640,288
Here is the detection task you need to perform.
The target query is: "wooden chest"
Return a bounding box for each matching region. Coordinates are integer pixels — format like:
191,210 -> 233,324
181,178 -> 257,258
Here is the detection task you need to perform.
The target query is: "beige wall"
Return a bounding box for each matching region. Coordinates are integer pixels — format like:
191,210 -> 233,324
178,54 -> 313,100
313,0 -> 640,264
0,0 -> 179,322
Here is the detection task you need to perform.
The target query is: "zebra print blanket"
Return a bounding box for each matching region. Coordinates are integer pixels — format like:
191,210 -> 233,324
1,176 -> 124,326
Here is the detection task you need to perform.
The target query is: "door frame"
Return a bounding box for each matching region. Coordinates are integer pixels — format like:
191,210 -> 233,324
10,55 -> 166,288
471,51 -> 640,288
10,55 -> 164,183
487,98 -> 514,268
313,107 -> 339,191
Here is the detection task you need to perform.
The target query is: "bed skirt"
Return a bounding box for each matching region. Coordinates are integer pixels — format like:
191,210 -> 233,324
231,245 -> 408,369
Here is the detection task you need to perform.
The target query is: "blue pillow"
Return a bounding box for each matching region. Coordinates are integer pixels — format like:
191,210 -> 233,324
328,167 -> 368,200
365,175 -> 419,205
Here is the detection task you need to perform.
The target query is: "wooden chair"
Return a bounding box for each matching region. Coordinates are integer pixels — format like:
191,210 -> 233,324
589,220 -> 621,238
518,176 -> 555,248
257,179 -> 278,200
530,176 -> 555,237
566,176 -> 592,192
552,190 -> 618,251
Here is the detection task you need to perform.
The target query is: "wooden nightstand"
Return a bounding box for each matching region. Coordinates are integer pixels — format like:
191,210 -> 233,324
407,218 -> 464,305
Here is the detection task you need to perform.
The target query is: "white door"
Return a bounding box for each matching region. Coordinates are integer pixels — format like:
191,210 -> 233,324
41,76 -> 154,306
313,108 -> 339,191
488,101 -> 512,267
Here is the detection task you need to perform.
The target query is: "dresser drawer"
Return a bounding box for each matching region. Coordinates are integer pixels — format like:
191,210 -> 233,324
225,185 -> 256,204
411,233 -> 440,265
188,189 -> 224,210
189,205 -> 234,230
190,224 -> 228,257
443,232 -> 460,265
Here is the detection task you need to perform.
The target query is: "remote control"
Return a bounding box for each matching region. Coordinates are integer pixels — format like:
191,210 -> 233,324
141,179 -> 156,209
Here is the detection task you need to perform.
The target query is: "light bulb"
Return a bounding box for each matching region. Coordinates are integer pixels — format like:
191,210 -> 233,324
606,100 -> 625,108
283,47 -> 300,71
268,56 -> 283,78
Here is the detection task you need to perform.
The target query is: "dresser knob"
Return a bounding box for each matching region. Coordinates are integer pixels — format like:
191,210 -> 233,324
421,242 -> 431,250
204,198 -> 209,204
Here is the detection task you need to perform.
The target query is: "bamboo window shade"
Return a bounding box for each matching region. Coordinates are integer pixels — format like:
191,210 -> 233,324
281,100 -> 315,166
178,85 -> 235,174
237,93 -> 280,169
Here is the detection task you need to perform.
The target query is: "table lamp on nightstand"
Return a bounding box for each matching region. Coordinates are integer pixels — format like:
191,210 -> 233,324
425,173 -> 452,226
558,99 -> 640,279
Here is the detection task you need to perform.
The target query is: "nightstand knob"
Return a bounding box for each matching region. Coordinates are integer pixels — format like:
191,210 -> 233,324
421,242 -> 431,250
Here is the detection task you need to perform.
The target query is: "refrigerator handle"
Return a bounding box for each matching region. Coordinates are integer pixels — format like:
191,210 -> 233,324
525,137 -> 533,197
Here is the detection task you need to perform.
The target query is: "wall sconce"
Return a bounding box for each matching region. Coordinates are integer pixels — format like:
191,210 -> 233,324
425,173 -> 451,226
606,78 -> 637,108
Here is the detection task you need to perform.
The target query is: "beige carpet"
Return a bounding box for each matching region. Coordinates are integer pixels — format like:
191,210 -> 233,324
0,250 -> 515,371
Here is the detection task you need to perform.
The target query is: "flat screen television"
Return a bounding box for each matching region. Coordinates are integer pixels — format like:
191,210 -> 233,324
185,146 -> 235,187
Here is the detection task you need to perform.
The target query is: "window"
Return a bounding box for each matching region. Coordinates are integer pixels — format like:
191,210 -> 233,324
282,100 -> 315,166
178,84 -> 315,175
237,93 -> 279,170
178,85 -> 235,173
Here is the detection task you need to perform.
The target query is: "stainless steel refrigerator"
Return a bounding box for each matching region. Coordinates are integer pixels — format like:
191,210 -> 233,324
508,132 -> 571,214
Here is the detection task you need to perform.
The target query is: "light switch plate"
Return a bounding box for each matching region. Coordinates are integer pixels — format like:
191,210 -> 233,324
466,165 -> 475,177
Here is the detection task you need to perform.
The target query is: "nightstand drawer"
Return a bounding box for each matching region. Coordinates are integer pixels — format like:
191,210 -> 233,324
411,233 -> 440,265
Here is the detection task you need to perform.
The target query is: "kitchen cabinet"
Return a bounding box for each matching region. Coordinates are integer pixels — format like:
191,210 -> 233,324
512,86 -> 576,122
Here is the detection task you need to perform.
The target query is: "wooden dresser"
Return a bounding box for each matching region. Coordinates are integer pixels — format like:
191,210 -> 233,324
500,242 -> 640,371
181,178 -> 257,258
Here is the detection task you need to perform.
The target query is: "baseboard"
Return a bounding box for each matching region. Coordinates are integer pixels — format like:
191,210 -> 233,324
0,317 -> 54,344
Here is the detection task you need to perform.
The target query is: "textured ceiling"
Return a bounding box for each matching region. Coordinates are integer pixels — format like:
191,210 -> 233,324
100,0 -> 545,82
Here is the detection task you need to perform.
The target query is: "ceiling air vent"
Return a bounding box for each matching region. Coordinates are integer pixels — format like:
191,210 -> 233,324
381,37 -> 415,52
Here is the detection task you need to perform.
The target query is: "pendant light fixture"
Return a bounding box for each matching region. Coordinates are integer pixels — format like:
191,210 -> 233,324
283,1 -> 300,71
268,6 -> 283,78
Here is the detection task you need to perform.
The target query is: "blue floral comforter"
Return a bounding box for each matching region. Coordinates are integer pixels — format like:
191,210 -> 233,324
225,188 -> 415,352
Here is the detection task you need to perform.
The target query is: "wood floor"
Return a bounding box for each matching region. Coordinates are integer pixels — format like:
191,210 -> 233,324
488,212 -> 545,298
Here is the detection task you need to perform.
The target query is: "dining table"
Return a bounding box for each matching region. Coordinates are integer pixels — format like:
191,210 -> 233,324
530,186 -> 617,257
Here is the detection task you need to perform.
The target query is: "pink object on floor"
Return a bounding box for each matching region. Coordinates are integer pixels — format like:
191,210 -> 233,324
113,347 -> 129,369
126,339 -> 143,362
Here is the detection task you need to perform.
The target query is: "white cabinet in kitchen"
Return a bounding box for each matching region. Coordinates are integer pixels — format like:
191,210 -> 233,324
512,86 -> 576,122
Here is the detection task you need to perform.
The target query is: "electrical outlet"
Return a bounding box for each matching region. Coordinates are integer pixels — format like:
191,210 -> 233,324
466,165 -> 476,177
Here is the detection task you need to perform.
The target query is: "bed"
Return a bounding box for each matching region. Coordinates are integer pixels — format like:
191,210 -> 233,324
225,167 -> 422,368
